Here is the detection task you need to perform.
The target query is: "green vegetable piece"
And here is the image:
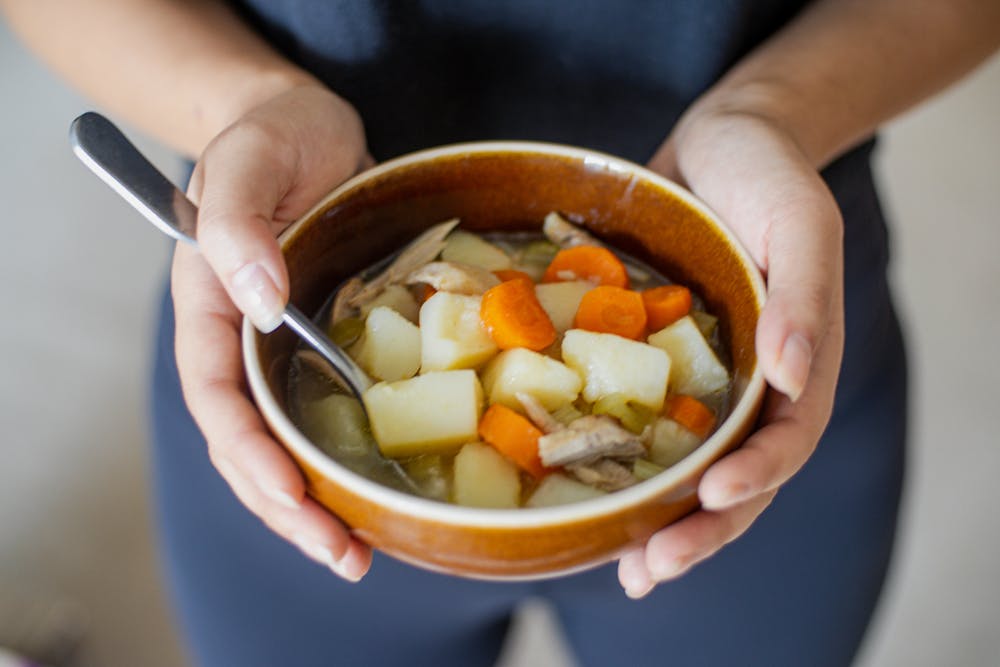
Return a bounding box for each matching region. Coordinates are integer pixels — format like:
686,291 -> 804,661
551,403 -> 585,426
519,240 -> 559,266
632,458 -> 666,482
690,310 -> 718,338
591,394 -> 656,434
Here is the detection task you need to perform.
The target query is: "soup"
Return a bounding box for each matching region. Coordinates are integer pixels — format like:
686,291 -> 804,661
287,213 -> 733,509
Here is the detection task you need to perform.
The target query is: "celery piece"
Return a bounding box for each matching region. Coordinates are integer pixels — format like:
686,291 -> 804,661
591,394 -> 656,434
690,310 -> 718,339
632,458 -> 666,482
518,240 -> 559,267
551,403 -> 585,426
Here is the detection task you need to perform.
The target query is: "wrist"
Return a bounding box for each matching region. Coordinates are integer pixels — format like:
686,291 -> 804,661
202,68 -> 326,151
676,79 -> 832,170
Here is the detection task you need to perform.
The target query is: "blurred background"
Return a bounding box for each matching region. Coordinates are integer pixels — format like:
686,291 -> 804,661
1,16 -> 998,667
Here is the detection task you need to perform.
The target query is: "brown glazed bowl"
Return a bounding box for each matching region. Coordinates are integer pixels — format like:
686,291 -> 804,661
243,142 -> 766,580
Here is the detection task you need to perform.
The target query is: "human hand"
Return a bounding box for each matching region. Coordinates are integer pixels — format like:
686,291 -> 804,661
618,108 -> 846,597
171,84 -> 373,581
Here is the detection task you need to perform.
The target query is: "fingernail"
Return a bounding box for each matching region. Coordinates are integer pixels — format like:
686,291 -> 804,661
293,533 -> 336,568
330,557 -> 363,583
776,332 -> 812,402
621,558 -> 655,599
230,263 -> 285,333
329,544 -> 365,583
702,482 -> 751,510
264,486 -> 301,510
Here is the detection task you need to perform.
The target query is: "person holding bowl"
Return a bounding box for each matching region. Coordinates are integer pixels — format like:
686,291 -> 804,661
3,1 -> 997,665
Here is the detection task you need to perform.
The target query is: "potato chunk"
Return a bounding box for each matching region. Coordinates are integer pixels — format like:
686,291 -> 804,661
648,417 -> 703,467
419,292 -> 499,372
561,329 -> 671,411
453,443 -> 521,508
362,370 -> 483,457
647,316 -> 730,396
526,473 -> 606,508
441,231 -> 513,271
534,281 -> 593,333
481,348 -> 582,411
352,306 -> 421,382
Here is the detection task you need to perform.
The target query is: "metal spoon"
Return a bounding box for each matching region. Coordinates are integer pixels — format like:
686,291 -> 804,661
68,111 -> 373,401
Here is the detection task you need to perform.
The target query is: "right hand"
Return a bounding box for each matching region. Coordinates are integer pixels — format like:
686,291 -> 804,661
171,84 -> 373,581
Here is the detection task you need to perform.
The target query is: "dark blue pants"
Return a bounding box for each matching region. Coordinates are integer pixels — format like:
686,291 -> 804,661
150,158 -> 906,667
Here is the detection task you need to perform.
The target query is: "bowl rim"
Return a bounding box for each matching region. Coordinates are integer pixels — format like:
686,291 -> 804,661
243,140 -> 767,529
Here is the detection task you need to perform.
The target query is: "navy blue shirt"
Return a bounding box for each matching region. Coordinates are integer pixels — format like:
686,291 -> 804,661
232,0 -> 811,162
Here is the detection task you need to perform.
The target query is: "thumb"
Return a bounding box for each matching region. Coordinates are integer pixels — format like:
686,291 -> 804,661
188,124 -> 297,332
754,168 -> 843,402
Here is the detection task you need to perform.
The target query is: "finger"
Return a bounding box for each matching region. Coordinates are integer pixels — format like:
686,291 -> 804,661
214,455 -> 369,581
664,118 -> 843,402
753,165 -> 843,401
699,304 -> 843,510
172,243 -> 305,500
642,491 -> 777,584
172,245 -> 370,581
646,136 -> 684,185
188,122 -> 295,332
618,546 -> 655,599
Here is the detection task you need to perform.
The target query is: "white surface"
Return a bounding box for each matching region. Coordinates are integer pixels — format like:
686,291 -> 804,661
2,15 -> 998,667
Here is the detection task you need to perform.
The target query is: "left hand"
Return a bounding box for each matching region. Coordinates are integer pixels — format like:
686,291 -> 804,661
617,106 -> 846,598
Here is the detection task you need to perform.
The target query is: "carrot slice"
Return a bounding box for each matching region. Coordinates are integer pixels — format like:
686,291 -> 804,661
573,286 -> 648,340
664,394 -> 716,439
480,279 -> 557,351
478,404 -> 547,478
642,285 -> 692,331
493,269 -> 535,285
541,245 -> 629,288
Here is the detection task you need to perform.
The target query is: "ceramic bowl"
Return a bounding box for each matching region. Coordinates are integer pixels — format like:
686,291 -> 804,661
243,142 -> 766,580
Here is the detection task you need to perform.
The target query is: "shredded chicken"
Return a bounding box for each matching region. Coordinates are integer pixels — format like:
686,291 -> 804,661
404,261 -> 501,295
538,415 -> 646,467
567,459 -> 639,492
542,211 -> 602,249
347,218 -> 460,308
515,392 -> 563,434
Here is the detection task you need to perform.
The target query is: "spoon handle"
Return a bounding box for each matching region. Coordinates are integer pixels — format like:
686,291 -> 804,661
69,111 -> 372,398
69,112 -> 198,246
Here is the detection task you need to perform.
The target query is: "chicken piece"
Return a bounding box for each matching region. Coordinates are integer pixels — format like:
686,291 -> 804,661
330,276 -> 364,324
538,415 -> 646,467
542,211 -> 603,249
567,459 -> 639,492
515,392 -> 563,434
347,218 -> 460,308
404,261 -> 501,295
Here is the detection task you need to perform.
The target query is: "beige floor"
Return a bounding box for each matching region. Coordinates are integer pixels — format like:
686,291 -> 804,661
2,18 -> 998,667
